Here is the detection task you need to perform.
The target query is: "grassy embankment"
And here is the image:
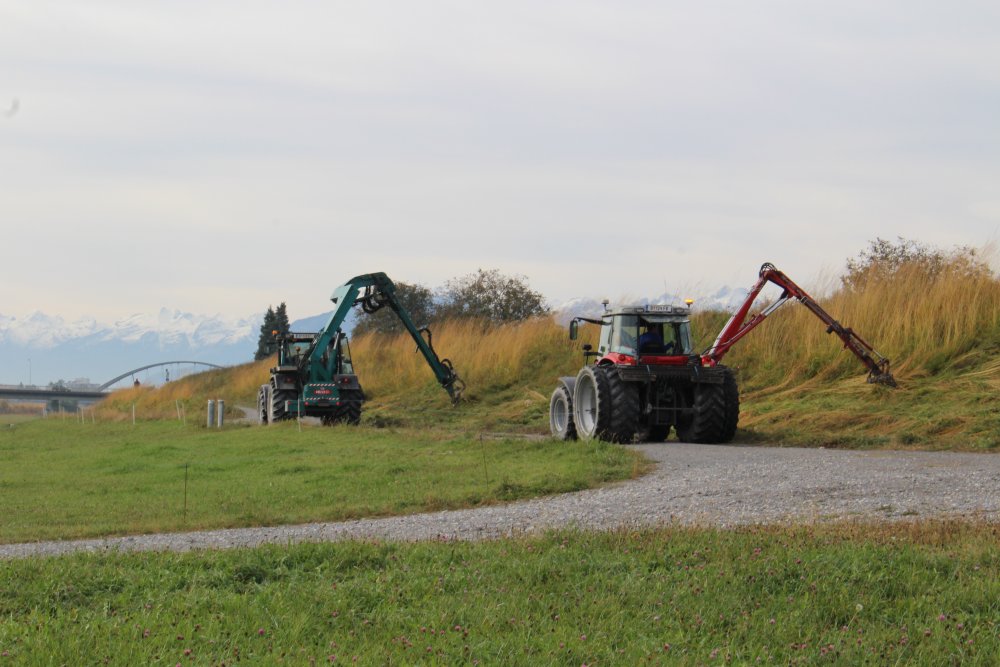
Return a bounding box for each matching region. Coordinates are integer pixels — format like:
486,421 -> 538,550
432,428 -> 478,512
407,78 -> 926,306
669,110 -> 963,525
0,420 -> 634,544
1,522 -> 997,664
94,253 -> 999,449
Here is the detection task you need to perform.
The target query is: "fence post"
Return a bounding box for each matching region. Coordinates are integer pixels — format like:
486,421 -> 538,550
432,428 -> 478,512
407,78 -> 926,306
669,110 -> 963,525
207,400 -> 215,428
216,399 -> 225,428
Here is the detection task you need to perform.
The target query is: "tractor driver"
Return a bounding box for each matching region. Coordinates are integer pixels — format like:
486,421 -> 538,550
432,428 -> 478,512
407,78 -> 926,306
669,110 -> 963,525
639,322 -> 679,354
638,323 -> 664,352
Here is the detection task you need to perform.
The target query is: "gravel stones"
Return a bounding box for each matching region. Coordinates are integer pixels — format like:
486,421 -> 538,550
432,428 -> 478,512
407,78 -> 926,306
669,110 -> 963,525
3,443 -> 998,559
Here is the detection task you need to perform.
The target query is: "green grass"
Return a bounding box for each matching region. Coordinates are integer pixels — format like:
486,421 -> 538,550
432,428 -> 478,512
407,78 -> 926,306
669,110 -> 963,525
0,420 -> 639,544
1,522 -> 997,664
737,369 -> 1000,451
0,415 -> 41,426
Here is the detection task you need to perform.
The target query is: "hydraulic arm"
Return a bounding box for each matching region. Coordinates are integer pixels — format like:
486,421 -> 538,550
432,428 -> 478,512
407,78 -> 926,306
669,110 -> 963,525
703,263 -> 896,387
322,273 -> 466,403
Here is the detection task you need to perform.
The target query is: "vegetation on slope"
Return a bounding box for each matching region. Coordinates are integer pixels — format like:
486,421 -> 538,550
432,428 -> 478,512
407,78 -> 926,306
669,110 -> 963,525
93,241 -> 999,449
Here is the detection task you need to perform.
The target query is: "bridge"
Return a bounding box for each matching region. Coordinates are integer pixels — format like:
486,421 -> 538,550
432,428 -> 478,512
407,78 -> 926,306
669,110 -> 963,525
0,361 -> 226,403
97,361 -> 223,390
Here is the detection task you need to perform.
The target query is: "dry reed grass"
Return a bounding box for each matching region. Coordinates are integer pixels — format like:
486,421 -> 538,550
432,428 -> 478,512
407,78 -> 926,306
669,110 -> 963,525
350,317 -> 592,401
710,256 -> 1000,391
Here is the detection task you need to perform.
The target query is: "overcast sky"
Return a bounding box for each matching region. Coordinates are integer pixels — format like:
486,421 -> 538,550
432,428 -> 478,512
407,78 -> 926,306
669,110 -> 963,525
3,1 -> 998,322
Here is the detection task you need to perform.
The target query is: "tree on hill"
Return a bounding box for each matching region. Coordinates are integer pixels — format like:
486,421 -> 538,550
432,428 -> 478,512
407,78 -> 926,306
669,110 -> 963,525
436,269 -> 548,324
843,237 -> 989,292
274,302 -> 290,338
255,305 -> 286,360
353,281 -> 435,337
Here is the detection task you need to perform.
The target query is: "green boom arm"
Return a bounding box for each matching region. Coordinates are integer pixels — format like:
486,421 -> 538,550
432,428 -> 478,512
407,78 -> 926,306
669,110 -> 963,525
312,273 -> 465,404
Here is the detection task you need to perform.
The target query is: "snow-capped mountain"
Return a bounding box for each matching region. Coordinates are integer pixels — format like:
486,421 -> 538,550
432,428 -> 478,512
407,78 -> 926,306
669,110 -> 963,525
0,310 -> 261,388
550,287 -> 750,325
0,308 -> 355,388
0,309 -> 258,350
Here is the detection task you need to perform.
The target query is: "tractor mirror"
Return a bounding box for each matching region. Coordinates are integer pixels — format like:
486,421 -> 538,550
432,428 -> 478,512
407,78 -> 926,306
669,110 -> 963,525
569,320 -> 579,340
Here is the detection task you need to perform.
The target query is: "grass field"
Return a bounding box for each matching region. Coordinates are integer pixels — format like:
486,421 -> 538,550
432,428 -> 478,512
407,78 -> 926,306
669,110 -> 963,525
1,522 -> 997,664
0,421 -> 639,544
4,246 -> 999,663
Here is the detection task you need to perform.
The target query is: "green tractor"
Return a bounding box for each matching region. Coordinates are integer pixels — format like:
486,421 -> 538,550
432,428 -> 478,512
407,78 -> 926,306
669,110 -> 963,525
258,273 -> 464,425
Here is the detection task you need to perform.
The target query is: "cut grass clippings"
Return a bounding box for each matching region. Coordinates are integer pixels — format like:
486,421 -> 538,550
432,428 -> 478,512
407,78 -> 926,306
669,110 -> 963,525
0,521 -> 997,664
0,420 -> 639,544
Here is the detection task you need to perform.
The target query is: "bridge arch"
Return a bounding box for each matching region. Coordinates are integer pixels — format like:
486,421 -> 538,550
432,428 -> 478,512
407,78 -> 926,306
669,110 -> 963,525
99,361 -> 224,391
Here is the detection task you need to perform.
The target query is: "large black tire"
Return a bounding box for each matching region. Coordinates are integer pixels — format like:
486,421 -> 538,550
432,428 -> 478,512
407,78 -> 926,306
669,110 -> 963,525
269,378 -> 296,422
257,384 -> 270,425
604,369 -> 640,443
321,389 -> 363,426
549,385 -> 577,440
718,368 -> 740,443
573,366 -> 611,441
675,368 -> 739,444
573,366 -> 639,443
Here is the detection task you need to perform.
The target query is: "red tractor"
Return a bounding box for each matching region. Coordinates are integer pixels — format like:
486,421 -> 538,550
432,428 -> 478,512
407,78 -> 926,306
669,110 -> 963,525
550,263 -> 895,444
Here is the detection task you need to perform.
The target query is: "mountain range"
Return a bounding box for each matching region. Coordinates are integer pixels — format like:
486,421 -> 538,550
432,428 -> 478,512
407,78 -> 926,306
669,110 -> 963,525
0,287 -> 748,388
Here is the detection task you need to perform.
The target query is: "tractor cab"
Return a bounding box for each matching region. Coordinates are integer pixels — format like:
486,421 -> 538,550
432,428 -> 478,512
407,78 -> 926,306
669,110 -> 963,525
276,333 -> 317,368
571,305 -> 694,366
276,331 -> 355,378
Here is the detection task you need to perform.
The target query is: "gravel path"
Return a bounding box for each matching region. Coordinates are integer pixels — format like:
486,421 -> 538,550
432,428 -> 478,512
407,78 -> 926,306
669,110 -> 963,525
3,443 -> 998,560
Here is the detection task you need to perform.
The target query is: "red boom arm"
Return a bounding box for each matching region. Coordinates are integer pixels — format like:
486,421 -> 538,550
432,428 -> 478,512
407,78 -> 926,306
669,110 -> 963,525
702,263 -> 896,387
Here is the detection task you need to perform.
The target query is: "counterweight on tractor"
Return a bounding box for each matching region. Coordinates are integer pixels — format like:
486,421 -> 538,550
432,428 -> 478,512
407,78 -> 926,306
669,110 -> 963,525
549,262 -> 895,444
258,273 -> 464,425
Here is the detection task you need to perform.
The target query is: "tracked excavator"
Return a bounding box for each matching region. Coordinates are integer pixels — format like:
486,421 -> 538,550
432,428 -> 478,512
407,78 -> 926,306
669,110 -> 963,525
258,273 -> 464,425
550,262 -> 895,444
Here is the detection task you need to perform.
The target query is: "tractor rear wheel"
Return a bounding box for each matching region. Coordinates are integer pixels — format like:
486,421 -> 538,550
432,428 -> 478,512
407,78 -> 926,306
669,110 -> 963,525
257,384 -> 271,425
320,390 -> 363,426
573,366 -> 639,443
718,368 -> 740,442
269,379 -> 295,422
675,368 -> 739,444
340,389 -> 363,425
549,385 -> 576,440
604,369 -> 639,443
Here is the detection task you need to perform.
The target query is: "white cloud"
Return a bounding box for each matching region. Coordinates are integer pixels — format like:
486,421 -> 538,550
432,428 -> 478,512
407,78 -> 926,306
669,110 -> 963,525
2,0 -> 998,320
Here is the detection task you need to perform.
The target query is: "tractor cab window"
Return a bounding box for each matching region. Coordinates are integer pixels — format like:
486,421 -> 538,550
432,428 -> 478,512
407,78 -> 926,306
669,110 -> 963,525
674,323 -> 692,355
638,316 -> 693,355
610,315 -> 639,354
289,342 -> 310,361
338,336 -> 354,374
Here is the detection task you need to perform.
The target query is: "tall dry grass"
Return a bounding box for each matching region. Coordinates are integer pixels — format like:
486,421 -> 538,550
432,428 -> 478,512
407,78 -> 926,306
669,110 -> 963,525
350,317 -> 590,401
95,360 -> 271,421
712,256 -> 1000,390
